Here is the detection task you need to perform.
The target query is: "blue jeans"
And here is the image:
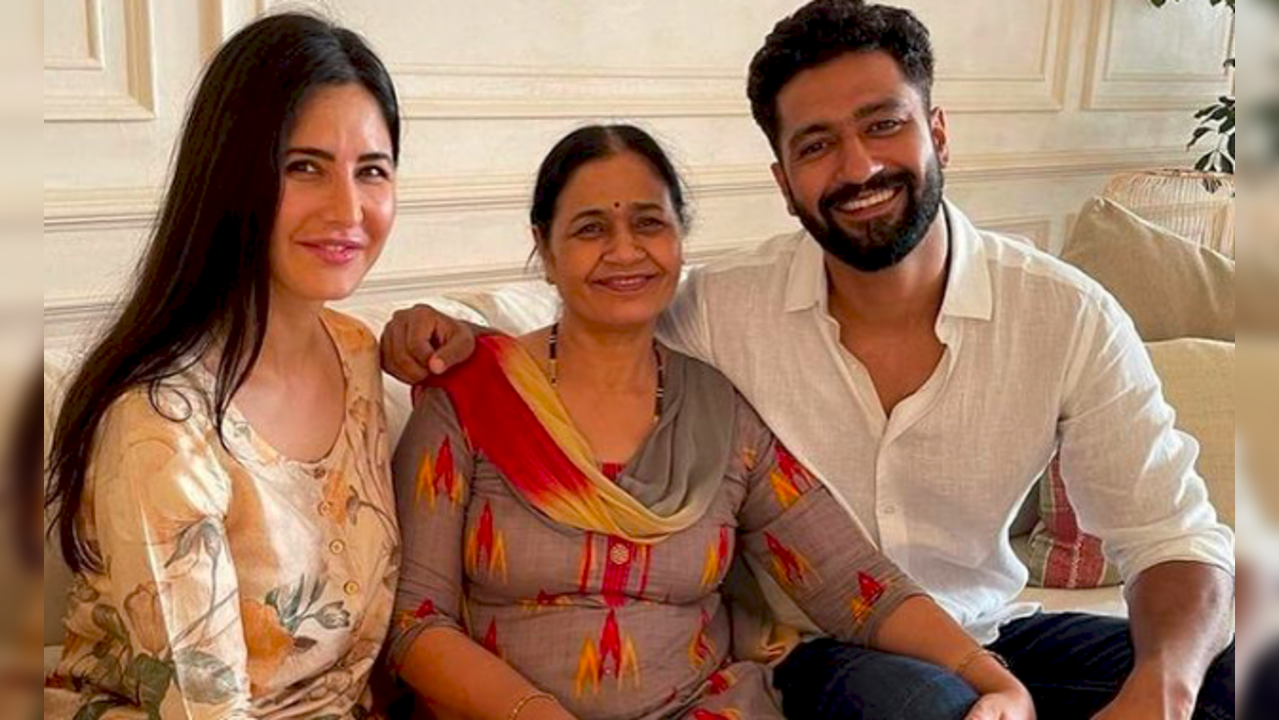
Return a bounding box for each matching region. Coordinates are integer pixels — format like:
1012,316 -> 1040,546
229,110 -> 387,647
773,612 -> 1235,720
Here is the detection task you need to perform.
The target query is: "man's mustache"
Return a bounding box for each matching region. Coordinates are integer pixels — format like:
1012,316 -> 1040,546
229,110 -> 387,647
819,171 -> 913,215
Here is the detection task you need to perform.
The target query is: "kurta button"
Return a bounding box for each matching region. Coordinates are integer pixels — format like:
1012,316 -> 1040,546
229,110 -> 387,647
609,544 -> 631,565
343,581 -> 360,595
329,539 -> 346,554
881,504 -> 897,516
318,501 -> 334,516
313,467 -> 327,479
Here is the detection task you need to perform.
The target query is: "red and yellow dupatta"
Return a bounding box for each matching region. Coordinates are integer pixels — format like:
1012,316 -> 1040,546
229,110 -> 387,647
426,335 -> 727,543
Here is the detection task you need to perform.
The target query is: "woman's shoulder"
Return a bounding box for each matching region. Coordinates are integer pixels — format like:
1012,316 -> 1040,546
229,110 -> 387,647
664,347 -> 744,406
91,379 -> 231,510
322,309 -> 378,353
664,347 -> 769,441
98,374 -> 211,445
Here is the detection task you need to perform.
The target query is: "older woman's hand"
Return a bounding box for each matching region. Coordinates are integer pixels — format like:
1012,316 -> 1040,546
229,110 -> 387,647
965,687 -> 1036,720
380,303 -> 477,384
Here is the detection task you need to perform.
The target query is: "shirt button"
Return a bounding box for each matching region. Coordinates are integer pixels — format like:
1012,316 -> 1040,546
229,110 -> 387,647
609,544 -> 631,565
343,581 -> 360,596
881,504 -> 897,516
318,501 -> 334,516
313,467 -> 327,479
329,539 -> 346,554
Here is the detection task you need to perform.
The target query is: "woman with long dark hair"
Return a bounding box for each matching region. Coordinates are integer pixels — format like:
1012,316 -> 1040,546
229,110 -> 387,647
44,13 -> 401,718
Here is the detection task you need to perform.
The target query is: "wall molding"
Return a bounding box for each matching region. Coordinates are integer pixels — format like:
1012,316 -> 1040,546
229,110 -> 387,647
932,0 -> 1072,114
44,0 -> 105,70
45,0 -> 157,122
370,1 -> 1073,119
43,146 -> 1196,234
1083,0 -> 1234,111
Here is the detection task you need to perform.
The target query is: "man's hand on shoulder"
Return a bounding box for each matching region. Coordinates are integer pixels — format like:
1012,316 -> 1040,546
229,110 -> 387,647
379,304 -> 477,384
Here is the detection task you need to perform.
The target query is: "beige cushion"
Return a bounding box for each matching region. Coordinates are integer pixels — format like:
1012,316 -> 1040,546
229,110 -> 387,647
445,281 -> 561,336
1062,197 -> 1234,342
1147,338 -> 1235,527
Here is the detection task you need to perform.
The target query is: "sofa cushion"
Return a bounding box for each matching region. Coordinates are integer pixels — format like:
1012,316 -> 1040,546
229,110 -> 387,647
1146,338 -> 1234,526
1023,455 -> 1124,589
445,281 -> 561,336
1062,197 -> 1234,342
1020,338 -> 1235,588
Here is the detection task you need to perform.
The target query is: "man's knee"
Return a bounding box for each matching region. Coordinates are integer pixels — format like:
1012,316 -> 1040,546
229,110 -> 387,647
775,640 -> 977,720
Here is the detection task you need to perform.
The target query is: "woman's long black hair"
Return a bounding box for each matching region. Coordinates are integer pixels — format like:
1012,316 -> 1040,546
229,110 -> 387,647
46,12 -> 401,573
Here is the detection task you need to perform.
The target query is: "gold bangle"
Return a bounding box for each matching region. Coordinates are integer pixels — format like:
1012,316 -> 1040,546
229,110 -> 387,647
507,690 -> 557,720
953,648 -> 1009,680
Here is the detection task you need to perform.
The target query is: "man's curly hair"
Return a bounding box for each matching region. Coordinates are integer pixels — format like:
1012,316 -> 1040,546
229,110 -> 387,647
747,0 -> 935,154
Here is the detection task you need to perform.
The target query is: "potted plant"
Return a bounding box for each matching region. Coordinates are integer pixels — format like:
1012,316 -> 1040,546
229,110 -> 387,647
1150,0 -> 1235,174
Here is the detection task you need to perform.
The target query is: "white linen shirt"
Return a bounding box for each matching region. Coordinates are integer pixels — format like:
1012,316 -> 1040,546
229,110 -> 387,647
658,200 -> 1235,643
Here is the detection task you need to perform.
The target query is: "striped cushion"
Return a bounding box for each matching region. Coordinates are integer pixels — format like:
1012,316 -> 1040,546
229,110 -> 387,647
1024,454 -> 1122,589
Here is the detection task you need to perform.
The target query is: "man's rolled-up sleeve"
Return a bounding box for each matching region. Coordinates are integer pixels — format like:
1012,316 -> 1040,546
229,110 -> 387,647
1057,292 -> 1235,583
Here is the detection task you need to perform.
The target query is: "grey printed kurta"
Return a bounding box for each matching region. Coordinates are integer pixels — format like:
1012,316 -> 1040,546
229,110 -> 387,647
390,350 -> 923,720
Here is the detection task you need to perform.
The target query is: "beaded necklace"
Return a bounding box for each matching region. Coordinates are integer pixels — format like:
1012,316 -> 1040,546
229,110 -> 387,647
547,322 -> 664,423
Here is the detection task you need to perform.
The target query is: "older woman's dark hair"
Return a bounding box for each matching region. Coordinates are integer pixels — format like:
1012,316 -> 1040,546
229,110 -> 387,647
46,12 -> 400,573
747,0 -> 935,153
530,124 -> 690,247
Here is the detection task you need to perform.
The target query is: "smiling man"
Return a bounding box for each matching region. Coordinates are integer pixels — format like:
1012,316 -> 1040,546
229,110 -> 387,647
672,2 -> 1235,718
381,2 -> 1236,718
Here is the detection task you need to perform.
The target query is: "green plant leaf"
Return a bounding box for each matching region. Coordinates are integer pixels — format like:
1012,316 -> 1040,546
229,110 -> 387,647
174,648 -> 242,704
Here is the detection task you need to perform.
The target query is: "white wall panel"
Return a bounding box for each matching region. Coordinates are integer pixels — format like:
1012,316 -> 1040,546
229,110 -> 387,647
1084,0 -> 1234,110
44,0 -> 156,121
44,0 -> 1237,340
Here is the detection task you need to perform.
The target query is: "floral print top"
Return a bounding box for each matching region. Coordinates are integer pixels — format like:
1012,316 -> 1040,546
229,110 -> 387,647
45,310 -> 399,720
389,350 -> 923,720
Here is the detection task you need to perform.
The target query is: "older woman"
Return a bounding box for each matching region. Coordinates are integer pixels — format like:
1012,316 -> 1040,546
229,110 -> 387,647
45,14 -> 400,718
388,125 -> 1033,720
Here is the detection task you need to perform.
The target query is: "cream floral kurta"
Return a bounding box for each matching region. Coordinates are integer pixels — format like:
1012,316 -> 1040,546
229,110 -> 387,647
45,311 -> 399,720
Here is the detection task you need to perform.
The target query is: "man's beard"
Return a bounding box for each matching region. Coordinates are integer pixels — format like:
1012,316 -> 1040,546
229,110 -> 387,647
793,155 -> 945,273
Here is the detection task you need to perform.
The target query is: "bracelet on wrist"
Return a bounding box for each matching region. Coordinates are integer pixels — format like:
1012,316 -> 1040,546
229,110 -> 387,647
507,690 -> 557,720
953,648 -> 1010,680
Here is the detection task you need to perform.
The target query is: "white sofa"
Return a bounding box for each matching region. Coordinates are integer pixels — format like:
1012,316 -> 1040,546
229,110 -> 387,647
43,277 -> 1234,674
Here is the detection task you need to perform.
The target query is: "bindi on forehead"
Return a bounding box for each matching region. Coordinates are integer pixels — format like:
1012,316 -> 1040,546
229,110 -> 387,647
614,201 -> 621,209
